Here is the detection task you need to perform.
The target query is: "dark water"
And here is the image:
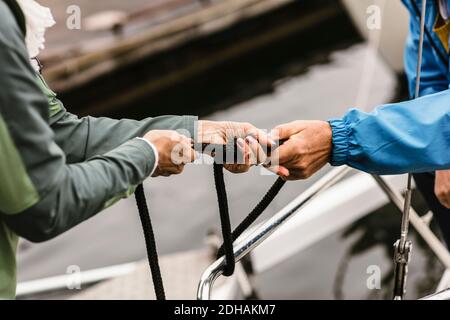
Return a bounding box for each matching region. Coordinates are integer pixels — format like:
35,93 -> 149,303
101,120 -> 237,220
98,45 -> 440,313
16,17 -> 447,299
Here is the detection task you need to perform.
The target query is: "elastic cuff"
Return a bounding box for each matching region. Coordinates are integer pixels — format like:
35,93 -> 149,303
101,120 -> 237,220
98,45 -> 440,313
135,137 -> 159,176
328,118 -> 349,166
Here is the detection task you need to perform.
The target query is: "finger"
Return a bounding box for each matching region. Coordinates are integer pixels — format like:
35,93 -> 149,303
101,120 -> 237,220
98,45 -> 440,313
180,138 -> 196,164
282,169 -> 309,181
265,165 -> 290,178
436,188 -> 450,209
439,197 -> 450,209
170,144 -> 184,165
270,121 -> 307,140
152,168 -> 161,177
189,147 -> 197,163
157,170 -> 171,177
172,136 -> 193,163
267,140 -> 295,167
199,120 -> 226,145
166,164 -> 185,175
181,147 -> 196,164
224,164 -> 250,174
247,127 -> 276,148
246,136 -> 267,165
236,137 -> 251,165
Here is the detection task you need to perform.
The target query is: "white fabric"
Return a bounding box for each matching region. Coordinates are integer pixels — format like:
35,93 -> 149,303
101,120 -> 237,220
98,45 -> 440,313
16,0 -> 55,71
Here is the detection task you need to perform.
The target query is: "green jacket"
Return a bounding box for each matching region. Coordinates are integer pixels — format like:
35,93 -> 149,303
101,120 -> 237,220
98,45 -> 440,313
0,1 -> 196,298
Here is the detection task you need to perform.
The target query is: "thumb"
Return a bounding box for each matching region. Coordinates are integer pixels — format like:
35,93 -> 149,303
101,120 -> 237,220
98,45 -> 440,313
270,120 -> 307,140
264,164 -> 290,178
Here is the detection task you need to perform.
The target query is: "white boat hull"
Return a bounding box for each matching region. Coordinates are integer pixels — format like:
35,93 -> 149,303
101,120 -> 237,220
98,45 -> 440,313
341,0 -> 409,73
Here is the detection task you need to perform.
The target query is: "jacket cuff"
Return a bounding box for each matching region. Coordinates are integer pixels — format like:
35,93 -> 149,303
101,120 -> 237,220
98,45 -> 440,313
125,138 -> 158,178
328,118 -> 349,166
135,137 -> 159,176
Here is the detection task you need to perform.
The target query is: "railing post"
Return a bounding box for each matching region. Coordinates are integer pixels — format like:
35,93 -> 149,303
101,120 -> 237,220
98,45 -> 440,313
372,175 -> 450,269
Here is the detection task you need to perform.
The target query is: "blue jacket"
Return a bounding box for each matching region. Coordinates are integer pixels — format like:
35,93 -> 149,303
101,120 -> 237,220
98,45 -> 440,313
329,0 -> 450,174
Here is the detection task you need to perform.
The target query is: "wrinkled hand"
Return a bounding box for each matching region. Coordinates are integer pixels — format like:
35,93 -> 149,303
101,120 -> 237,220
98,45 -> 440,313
198,120 -> 274,173
143,130 -> 196,177
435,170 -> 450,209
266,120 -> 332,180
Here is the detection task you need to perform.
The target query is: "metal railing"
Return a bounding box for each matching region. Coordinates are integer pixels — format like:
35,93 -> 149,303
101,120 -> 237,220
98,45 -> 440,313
197,167 -> 450,300
197,166 -> 350,299
372,175 -> 450,268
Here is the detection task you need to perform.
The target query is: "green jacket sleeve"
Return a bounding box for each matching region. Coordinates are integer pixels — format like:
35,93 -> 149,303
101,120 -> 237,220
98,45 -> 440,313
0,10 -> 158,242
50,110 -> 197,164
34,71 -> 197,164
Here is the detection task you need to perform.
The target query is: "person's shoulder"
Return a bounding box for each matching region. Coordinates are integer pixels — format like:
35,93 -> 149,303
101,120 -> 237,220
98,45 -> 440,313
0,1 -> 26,50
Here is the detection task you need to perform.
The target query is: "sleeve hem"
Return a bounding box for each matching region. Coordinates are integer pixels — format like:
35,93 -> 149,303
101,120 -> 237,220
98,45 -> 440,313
124,138 -> 157,177
328,118 -> 349,166
135,137 -> 159,176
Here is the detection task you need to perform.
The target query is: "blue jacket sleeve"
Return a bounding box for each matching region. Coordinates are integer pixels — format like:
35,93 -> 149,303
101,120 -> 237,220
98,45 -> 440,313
403,0 -> 448,97
328,1 -> 450,175
329,89 -> 450,174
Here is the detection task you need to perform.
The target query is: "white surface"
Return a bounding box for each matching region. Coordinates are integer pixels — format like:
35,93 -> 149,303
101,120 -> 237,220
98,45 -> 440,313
341,0 -> 409,72
437,269 -> 450,292
16,262 -> 138,297
252,172 -> 407,273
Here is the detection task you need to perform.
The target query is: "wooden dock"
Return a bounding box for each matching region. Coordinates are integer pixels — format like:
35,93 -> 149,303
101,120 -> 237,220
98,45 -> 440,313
43,0 -> 295,89
40,0 -> 349,116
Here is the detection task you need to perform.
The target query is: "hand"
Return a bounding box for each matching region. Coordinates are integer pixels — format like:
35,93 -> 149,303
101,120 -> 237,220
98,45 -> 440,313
143,130 -> 196,177
198,120 -> 274,173
435,170 -> 450,208
266,120 -> 332,180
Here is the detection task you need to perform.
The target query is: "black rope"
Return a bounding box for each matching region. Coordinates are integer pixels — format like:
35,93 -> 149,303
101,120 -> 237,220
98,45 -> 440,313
134,1 -> 446,295
135,184 -> 166,300
129,0 -> 450,293
213,163 -> 236,276
216,177 -> 286,258
135,143 -> 287,297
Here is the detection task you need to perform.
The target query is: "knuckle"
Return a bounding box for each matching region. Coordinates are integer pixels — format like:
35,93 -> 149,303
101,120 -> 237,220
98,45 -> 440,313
289,170 -> 303,180
303,170 -> 313,179
297,172 -> 308,179
228,164 -> 249,173
294,143 -> 303,155
297,161 -> 308,171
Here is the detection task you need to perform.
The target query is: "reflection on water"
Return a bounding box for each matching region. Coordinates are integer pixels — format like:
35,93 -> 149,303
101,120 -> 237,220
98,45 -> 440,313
334,190 -> 445,300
